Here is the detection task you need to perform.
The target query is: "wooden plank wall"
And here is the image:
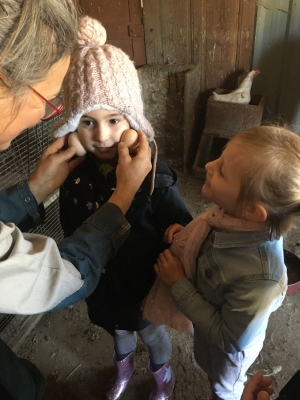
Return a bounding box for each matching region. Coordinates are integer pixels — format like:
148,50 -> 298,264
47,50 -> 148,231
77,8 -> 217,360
143,0 -> 257,167
143,0 -> 257,93
77,0 -> 146,66
252,0 -> 300,132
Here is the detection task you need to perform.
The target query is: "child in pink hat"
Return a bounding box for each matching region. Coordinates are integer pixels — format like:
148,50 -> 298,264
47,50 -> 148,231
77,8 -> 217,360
53,16 -> 192,400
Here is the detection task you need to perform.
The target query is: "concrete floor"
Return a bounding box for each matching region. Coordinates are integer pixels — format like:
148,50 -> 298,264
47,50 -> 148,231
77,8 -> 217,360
17,172 -> 300,399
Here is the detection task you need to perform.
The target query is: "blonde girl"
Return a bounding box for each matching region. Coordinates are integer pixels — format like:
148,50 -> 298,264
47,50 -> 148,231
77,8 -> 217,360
152,126 -> 297,400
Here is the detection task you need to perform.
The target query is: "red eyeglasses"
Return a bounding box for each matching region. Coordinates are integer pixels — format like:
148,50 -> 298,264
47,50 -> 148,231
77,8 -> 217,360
28,85 -> 64,121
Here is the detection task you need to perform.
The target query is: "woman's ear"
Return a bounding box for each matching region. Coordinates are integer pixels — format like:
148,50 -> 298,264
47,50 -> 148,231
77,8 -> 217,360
243,204 -> 268,222
0,73 -> 9,89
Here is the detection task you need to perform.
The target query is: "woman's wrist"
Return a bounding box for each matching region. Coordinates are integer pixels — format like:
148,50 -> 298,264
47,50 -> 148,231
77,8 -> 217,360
28,178 -> 49,204
108,185 -> 137,214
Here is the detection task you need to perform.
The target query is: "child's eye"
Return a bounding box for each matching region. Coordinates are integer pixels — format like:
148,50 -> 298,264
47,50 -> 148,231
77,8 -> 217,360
109,118 -> 119,124
82,120 -> 94,126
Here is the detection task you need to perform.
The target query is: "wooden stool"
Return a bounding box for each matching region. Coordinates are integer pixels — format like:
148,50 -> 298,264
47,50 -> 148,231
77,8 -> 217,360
193,90 -> 265,179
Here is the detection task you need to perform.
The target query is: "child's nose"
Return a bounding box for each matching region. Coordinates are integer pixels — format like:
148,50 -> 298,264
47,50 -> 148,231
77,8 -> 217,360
205,159 -> 218,177
96,125 -> 109,142
205,160 -> 213,173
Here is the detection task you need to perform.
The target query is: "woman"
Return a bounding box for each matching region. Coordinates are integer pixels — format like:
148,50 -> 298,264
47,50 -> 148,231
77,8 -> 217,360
0,1 -> 151,399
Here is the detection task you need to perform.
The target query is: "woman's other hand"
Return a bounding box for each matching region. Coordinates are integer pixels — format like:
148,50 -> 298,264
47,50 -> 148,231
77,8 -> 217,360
109,130 -> 151,214
241,371 -> 273,400
29,136 -> 85,204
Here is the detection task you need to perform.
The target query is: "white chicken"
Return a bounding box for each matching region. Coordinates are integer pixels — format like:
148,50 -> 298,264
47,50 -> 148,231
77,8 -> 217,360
212,69 -> 260,104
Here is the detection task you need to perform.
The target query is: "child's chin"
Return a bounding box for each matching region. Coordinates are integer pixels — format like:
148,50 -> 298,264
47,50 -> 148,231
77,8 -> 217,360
201,183 -> 209,196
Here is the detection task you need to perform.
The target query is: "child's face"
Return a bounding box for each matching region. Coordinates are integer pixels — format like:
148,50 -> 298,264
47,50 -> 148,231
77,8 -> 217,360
77,109 -> 130,161
202,141 -> 252,217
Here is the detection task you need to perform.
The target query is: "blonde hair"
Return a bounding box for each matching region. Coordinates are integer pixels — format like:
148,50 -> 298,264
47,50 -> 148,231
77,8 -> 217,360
230,126 -> 300,238
0,0 -> 78,95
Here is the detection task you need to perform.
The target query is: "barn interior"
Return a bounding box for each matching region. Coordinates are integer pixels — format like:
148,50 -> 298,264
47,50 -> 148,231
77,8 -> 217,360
1,1 -> 300,399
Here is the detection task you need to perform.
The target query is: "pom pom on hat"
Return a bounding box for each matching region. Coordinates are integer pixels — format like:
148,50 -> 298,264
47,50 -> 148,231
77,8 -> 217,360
77,16 -> 107,47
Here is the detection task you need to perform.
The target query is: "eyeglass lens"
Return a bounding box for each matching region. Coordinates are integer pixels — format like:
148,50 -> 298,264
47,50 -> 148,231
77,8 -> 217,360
42,97 -> 64,121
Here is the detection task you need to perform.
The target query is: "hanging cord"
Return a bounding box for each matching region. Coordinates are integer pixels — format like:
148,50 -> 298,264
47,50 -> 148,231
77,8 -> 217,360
149,139 -> 158,195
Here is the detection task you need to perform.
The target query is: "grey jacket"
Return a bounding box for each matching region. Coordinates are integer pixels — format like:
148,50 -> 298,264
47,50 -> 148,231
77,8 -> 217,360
170,229 -> 287,354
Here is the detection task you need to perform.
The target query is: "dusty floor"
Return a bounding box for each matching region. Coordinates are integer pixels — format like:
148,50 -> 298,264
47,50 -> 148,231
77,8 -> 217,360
17,172 -> 300,400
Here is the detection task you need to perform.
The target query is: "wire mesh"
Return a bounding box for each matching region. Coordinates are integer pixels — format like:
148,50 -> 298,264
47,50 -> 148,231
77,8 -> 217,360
0,117 -> 64,344
29,194 -> 64,243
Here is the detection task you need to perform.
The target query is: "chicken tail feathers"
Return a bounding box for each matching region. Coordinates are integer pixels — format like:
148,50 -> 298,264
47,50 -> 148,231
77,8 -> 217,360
212,91 -> 221,100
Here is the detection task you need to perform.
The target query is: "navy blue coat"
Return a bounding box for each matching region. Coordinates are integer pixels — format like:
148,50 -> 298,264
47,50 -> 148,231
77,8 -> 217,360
60,156 -> 192,335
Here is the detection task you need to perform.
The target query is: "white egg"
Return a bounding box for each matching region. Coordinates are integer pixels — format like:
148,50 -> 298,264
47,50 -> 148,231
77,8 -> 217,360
68,131 -> 87,156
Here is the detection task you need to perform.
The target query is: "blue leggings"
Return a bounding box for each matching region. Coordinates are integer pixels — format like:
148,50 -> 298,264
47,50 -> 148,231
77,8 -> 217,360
114,324 -> 172,365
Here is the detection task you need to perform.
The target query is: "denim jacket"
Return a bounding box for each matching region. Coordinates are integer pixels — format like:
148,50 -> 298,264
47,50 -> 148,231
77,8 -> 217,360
170,229 -> 287,355
0,182 -> 130,314
0,181 -> 45,230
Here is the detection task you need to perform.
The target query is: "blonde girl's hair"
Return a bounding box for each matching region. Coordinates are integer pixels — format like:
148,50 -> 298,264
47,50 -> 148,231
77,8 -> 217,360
0,0 -> 79,95
231,126 -> 300,238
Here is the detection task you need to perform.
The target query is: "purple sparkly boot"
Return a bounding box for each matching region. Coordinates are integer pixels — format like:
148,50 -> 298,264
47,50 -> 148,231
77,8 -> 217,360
148,359 -> 175,400
105,351 -> 136,400
209,379 -> 221,400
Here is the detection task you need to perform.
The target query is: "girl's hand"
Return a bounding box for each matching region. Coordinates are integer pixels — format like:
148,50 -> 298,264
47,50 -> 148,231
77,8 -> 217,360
241,371 -> 273,400
154,249 -> 186,287
29,136 -> 85,204
163,223 -> 184,243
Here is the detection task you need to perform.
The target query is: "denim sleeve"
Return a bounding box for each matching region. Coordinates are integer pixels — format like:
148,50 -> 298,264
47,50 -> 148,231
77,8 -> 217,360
170,276 -> 283,353
53,202 -> 130,309
0,181 -> 45,230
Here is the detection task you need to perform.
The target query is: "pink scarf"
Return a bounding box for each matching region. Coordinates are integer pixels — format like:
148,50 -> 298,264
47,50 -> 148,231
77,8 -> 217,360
143,205 -> 268,334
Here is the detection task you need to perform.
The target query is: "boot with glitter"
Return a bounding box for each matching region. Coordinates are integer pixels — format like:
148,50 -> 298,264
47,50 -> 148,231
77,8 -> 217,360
105,350 -> 136,400
148,359 -> 175,400
209,379 -> 221,400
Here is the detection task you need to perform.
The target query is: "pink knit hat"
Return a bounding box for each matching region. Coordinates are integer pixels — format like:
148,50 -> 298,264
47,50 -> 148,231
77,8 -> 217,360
52,16 -> 155,140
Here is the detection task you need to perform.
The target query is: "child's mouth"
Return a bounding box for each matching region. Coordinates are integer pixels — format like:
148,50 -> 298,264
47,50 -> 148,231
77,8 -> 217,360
97,147 -> 112,153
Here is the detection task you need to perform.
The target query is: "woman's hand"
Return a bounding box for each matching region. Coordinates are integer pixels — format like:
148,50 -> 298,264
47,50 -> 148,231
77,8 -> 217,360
29,136 -> 85,204
163,223 -> 184,243
154,249 -> 186,287
109,130 -> 152,214
241,371 -> 273,400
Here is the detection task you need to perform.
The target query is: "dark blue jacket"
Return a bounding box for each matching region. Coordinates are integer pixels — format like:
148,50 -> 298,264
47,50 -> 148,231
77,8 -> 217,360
60,156 -> 192,335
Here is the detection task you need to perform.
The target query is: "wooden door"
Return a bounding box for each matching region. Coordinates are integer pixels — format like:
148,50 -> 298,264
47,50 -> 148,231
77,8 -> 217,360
78,0 -> 146,67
